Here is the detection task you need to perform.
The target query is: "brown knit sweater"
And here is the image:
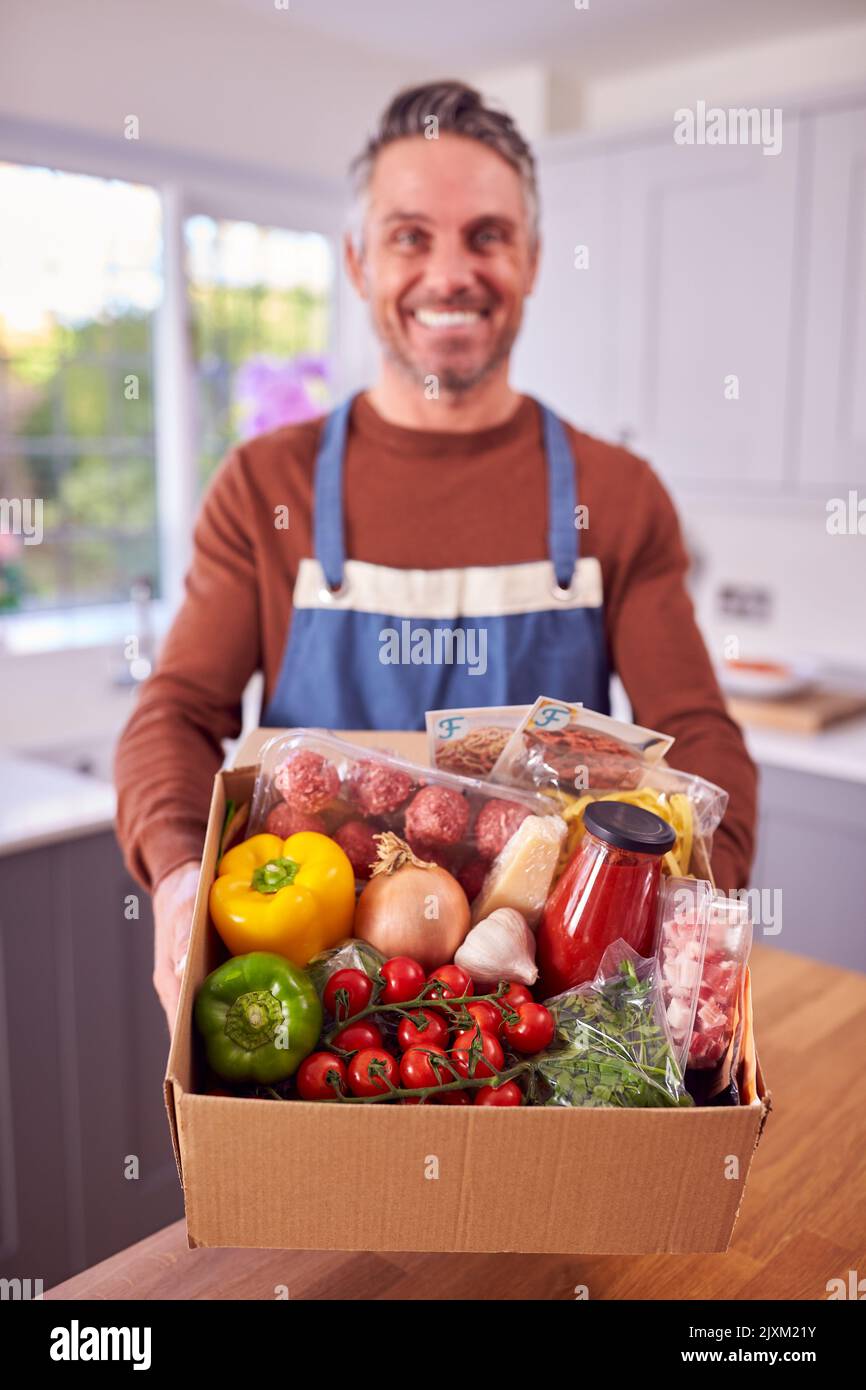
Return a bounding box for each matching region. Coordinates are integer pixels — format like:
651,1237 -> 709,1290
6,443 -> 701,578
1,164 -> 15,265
114,393 -> 757,893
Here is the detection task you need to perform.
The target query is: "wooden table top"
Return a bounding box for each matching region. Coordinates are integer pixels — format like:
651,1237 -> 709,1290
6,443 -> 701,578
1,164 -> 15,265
46,942 -> 866,1301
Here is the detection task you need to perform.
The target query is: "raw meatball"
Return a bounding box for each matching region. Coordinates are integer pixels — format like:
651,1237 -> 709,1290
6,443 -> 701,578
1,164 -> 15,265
457,855 -> 490,904
265,804 -> 325,838
334,820 -> 380,880
474,799 -> 530,859
274,750 -> 339,813
404,785 -> 469,848
348,759 -> 413,816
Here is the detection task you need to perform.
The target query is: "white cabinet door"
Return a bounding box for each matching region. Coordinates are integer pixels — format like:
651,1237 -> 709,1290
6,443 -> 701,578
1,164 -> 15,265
798,103 -> 866,492
511,151 -> 617,440
612,121 -> 800,488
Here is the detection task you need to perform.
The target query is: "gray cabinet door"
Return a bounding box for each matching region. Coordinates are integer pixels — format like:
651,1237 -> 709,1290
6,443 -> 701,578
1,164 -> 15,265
751,765 -> 866,972
0,831 -> 182,1289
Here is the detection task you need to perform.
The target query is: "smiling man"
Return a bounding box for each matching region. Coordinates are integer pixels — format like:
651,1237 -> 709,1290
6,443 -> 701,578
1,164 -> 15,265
115,81 -> 758,1029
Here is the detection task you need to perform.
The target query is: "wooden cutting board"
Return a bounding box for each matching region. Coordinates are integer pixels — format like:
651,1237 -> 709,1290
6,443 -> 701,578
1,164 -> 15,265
727,687 -> 866,733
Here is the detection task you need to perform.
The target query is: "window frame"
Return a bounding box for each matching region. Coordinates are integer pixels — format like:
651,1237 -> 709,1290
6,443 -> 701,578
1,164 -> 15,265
0,115 -> 357,638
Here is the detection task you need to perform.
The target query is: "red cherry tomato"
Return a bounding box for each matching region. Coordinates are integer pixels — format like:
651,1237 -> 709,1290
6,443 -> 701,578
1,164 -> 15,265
331,1020 -> 385,1053
451,1027 -> 504,1079
466,1000 -> 502,1035
501,1002 -> 555,1055
500,982 -> 534,1010
397,1008 -> 450,1052
323,968 -> 374,1022
435,1088 -> 472,1105
296,1051 -> 348,1100
347,1048 -> 399,1097
427,964 -> 474,1000
399,1045 -> 450,1090
379,956 -> 426,1004
474,1080 -> 523,1107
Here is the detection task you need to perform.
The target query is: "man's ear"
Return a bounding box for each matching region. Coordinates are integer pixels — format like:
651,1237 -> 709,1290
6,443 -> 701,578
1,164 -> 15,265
344,231 -> 368,300
525,234 -> 541,296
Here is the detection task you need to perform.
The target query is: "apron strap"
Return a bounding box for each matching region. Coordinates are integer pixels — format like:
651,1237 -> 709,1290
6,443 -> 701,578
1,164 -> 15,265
313,394 -> 579,592
541,404 -> 580,589
313,393 -> 355,590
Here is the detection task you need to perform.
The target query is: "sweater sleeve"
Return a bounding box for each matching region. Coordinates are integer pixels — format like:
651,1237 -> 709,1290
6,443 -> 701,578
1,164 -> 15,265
114,448 -> 261,893
605,461 -> 758,892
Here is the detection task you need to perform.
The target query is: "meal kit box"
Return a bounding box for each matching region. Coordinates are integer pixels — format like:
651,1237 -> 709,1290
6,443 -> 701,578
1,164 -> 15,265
164,730 -> 771,1255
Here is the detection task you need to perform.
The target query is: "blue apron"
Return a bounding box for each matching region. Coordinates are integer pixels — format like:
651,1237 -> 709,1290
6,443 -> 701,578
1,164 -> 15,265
263,395 -> 610,730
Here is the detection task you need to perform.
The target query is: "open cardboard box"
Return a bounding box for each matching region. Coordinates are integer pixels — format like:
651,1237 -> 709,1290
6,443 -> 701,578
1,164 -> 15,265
165,730 -> 771,1255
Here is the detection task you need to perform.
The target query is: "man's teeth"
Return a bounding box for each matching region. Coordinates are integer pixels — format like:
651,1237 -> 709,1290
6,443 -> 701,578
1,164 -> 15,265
414,309 -> 482,328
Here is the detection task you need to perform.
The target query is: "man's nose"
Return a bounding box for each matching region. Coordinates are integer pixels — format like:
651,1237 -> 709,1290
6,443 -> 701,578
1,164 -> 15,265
421,237 -> 477,299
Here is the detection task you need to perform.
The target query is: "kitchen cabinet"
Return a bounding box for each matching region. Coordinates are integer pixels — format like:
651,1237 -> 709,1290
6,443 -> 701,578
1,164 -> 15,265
750,763 -> 866,973
511,150 -> 618,439
797,102 -> 866,493
611,123 -> 801,490
0,831 -> 182,1290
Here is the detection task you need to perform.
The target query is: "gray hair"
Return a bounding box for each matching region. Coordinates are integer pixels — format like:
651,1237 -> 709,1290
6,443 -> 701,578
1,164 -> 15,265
348,80 -> 539,248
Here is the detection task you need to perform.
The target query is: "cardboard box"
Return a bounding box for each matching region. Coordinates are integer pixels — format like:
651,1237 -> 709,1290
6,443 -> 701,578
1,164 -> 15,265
165,732 -> 771,1255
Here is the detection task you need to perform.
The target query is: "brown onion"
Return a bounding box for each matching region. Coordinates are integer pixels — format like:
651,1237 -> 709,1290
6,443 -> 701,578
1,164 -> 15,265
353,833 -> 470,970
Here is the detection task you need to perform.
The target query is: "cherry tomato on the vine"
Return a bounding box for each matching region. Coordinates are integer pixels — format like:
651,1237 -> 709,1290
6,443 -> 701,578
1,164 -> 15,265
451,1027 -> 504,1079
499,982 -> 534,1011
331,1020 -> 385,1053
426,964 -> 473,1000
399,1045 -> 451,1090
323,968 -> 373,1022
397,1008 -> 450,1052
466,1000 -> 502,1035
379,956 -> 426,1004
347,1048 -> 399,1097
501,1002 -> 555,1055
296,1052 -> 348,1100
474,1080 -> 523,1106
435,1088 -> 472,1105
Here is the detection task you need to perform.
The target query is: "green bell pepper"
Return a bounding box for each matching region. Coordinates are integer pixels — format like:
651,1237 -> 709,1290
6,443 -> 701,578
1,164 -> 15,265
195,951 -> 322,1084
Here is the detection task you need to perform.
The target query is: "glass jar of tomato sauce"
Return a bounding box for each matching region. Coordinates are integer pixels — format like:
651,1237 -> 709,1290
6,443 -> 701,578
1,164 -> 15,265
537,801 -> 676,996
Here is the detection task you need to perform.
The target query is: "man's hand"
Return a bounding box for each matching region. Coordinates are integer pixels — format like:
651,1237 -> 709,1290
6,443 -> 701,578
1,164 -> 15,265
153,860 -> 201,1035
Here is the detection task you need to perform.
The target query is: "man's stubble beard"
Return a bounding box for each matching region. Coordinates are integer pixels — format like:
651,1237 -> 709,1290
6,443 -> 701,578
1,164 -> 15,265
376,315 -> 519,396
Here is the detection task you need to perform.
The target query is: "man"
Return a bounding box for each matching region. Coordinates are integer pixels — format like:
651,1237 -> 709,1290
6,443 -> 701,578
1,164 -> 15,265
115,81 -> 757,1031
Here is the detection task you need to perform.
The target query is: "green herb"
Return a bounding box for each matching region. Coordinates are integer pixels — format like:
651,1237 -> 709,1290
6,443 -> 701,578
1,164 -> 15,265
530,957 -> 692,1109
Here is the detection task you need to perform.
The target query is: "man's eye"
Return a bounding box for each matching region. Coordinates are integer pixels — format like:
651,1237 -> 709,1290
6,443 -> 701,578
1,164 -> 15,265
472,227 -> 505,248
393,228 -> 424,248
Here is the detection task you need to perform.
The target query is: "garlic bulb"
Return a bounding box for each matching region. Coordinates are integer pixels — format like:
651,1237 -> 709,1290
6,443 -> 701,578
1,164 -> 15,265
454,907 -> 538,987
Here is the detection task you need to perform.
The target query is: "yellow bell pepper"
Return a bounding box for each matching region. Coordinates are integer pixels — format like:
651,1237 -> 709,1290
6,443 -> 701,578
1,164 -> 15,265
209,832 -> 356,967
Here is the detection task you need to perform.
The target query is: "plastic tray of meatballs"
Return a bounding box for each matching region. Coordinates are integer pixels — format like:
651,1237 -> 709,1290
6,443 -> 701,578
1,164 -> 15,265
247,728 -> 560,896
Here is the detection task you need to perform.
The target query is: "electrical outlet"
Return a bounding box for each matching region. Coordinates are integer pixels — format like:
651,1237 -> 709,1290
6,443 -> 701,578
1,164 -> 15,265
716,583 -> 773,622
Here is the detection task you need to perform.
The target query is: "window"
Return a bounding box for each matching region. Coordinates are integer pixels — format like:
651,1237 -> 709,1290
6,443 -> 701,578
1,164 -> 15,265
185,215 -> 333,486
0,163 -> 162,610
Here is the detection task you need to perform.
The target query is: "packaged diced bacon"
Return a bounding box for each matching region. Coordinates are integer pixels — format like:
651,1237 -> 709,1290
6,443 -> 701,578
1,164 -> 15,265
248,728 -> 561,894
656,880 -> 752,1074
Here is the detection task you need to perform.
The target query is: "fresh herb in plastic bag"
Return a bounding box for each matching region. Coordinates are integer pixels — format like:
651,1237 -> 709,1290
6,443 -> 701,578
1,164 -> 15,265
530,945 -> 692,1108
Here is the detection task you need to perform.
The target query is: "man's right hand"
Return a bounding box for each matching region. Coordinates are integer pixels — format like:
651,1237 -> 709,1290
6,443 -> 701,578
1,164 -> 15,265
153,860 -> 202,1036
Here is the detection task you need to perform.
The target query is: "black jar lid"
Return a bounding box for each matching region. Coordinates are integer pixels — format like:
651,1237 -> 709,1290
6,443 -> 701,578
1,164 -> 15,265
583,800 -> 676,856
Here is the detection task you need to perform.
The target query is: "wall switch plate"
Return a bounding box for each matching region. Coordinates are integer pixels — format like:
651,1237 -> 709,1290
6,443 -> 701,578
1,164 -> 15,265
716,583 -> 773,622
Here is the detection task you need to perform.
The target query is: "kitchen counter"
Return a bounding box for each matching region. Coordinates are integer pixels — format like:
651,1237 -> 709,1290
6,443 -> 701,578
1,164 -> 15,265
742,715 -> 866,786
0,754 -> 115,857
43,944 -> 866,1301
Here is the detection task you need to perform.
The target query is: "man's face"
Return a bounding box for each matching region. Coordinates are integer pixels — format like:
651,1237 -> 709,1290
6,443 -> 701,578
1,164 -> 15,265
346,133 -> 539,394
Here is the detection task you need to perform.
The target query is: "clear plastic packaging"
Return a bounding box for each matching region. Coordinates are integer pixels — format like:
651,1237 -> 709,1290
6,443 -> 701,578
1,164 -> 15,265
426,705 -> 531,778
248,729 -> 561,898
489,697 -> 727,882
530,942 -> 692,1108
655,877 -> 715,1074
686,894 -> 753,1072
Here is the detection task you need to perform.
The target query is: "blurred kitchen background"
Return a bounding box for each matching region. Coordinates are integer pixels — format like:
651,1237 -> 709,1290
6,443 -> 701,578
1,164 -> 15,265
1,0 -> 865,1284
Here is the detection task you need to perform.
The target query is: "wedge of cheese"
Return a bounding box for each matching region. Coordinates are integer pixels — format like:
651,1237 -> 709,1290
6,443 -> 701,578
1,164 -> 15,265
471,814 -> 566,929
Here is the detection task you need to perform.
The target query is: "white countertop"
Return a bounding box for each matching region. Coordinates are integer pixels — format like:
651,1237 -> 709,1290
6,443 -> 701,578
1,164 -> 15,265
0,755 -> 116,857
741,716 -> 866,785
